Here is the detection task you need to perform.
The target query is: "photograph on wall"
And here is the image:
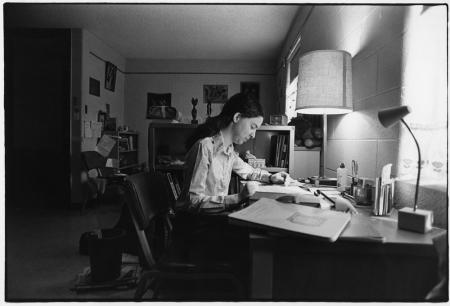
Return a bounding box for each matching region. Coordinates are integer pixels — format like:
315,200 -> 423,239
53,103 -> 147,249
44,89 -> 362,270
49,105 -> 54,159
241,81 -> 260,103
146,92 -> 173,119
104,61 -> 117,92
89,77 -> 100,97
203,85 -> 228,104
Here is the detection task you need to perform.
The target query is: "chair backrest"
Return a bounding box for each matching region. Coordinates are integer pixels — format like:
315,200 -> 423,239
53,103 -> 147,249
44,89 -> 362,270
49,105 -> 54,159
122,171 -> 173,267
81,151 -> 107,171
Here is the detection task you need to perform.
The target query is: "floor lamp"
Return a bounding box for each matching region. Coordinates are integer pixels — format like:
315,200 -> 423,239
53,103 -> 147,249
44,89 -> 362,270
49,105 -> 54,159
295,50 -> 353,178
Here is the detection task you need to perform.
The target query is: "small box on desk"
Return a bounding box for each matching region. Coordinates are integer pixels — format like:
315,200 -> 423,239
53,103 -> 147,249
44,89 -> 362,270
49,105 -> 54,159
398,207 -> 433,233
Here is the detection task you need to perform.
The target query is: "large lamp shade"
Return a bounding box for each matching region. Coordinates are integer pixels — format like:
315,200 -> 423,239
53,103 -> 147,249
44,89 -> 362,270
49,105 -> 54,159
296,50 -> 353,114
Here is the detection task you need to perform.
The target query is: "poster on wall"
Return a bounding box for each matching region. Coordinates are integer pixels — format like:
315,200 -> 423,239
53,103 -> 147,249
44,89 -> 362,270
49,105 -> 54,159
203,85 -> 228,104
89,77 -> 100,97
105,61 -> 117,92
146,92 -> 176,119
240,82 -> 260,103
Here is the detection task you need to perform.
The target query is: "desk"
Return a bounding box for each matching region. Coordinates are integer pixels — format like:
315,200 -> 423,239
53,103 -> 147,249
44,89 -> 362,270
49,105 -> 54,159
233,203 -> 446,301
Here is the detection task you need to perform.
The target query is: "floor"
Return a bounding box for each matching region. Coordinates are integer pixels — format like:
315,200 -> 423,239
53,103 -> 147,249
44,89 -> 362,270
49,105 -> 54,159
5,201 -> 137,301
5,200 -> 245,301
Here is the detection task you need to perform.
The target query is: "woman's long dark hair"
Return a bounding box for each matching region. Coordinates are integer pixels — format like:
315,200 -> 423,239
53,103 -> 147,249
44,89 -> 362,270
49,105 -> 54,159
186,93 -> 264,150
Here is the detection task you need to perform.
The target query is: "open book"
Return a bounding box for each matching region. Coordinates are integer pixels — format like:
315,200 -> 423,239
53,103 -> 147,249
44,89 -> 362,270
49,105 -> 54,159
229,198 -> 351,242
247,181 -> 321,205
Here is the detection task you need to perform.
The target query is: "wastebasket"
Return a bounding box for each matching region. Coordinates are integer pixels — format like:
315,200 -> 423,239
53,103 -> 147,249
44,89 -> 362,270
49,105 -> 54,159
88,228 -> 126,282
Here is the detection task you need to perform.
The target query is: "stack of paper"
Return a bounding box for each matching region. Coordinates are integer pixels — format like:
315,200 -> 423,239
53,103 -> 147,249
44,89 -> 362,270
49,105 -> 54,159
229,198 -> 351,242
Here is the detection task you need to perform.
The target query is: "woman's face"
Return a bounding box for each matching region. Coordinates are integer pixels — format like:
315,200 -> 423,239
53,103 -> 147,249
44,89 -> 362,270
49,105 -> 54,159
231,115 -> 264,145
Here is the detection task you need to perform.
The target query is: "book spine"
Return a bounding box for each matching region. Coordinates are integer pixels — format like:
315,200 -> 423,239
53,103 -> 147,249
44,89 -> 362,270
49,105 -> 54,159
173,174 -> 181,196
166,172 -> 178,200
275,135 -> 281,167
281,136 -> 288,168
129,136 -> 134,151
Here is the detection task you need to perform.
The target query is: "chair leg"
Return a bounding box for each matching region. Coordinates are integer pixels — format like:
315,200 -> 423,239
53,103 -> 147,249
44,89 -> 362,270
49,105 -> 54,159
135,272 -> 157,300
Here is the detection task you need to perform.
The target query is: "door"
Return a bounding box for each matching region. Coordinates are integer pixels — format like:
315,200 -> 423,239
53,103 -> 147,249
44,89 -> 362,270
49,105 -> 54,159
5,29 -> 71,208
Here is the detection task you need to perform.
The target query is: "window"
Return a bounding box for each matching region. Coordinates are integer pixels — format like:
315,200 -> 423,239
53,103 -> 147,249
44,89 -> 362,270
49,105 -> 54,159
285,36 -> 302,121
399,5 -> 447,184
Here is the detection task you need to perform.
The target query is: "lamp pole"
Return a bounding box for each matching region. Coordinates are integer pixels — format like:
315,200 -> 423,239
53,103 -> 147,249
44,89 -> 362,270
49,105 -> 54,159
400,118 -> 421,211
321,114 -> 327,178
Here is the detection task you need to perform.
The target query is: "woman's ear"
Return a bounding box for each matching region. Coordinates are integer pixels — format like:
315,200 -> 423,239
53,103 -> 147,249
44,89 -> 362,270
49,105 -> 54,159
233,112 -> 241,123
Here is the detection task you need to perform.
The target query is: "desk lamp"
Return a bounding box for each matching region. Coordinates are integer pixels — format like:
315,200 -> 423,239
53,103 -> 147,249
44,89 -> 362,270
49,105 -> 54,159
296,50 -> 353,178
378,105 -> 433,233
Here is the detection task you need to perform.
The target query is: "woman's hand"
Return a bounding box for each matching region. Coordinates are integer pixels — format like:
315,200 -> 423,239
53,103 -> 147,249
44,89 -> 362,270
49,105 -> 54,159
240,181 -> 259,199
270,171 -> 291,184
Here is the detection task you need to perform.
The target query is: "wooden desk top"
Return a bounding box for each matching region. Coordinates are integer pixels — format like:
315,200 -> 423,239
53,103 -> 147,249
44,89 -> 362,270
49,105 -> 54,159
245,203 -> 446,247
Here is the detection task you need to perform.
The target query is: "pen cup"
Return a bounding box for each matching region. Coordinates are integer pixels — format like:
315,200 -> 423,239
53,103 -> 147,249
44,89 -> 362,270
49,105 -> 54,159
373,178 -> 394,216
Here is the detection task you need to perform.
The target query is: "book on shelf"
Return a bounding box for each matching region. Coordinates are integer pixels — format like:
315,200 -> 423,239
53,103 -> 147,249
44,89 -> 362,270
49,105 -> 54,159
166,172 -> 178,200
172,174 -> 181,196
270,134 -> 289,168
128,136 -> 134,151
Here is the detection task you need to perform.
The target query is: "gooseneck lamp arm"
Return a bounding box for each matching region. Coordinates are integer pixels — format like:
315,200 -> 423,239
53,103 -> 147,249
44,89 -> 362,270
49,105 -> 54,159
400,118 -> 421,212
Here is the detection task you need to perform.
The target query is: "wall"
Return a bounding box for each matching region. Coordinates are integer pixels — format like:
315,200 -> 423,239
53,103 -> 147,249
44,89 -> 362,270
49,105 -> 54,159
124,59 -> 277,167
81,30 -> 126,151
280,5 -> 447,227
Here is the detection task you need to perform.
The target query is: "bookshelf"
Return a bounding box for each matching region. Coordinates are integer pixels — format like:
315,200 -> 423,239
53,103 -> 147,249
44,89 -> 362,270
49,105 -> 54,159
148,123 -> 295,173
235,125 -> 295,174
104,131 -> 139,172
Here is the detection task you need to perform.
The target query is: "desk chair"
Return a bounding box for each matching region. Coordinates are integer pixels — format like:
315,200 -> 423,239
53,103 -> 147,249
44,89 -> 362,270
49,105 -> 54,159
80,151 -> 125,212
122,172 -> 244,300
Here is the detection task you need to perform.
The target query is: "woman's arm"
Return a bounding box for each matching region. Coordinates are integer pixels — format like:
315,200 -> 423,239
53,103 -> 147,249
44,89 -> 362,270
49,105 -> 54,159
232,154 -> 291,184
232,154 -> 272,183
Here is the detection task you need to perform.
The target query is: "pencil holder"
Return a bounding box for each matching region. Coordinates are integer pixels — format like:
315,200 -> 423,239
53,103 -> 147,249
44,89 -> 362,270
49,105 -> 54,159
373,178 -> 394,216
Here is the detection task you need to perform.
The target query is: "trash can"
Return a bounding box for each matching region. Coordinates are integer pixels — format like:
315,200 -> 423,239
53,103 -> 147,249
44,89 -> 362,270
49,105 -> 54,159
88,228 -> 126,282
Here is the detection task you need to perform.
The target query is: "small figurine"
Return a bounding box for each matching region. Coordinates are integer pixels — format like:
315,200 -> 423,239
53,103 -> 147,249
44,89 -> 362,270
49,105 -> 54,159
191,98 -> 198,124
207,100 -> 212,118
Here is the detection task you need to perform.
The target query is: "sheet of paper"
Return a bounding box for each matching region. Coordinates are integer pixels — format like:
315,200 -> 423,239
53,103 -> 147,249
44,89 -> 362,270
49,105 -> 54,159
91,122 -> 103,138
255,184 -> 311,195
381,163 -> 392,185
229,198 -> 351,242
96,134 -> 116,157
84,120 -> 92,138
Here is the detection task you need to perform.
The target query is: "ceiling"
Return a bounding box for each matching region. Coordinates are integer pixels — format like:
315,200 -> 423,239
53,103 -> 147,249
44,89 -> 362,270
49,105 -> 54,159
4,4 -> 301,60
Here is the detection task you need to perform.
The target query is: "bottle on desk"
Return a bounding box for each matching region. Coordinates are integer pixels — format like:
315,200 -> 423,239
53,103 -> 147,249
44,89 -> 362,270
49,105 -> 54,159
336,163 -> 348,192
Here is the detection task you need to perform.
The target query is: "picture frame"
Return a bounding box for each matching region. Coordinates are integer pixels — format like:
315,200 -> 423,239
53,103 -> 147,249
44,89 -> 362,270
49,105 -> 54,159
105,61 -> 117,92
89,77 -> 100,97
146,93 -> 172,119
203,85 -> 228,104
240,82 -> 260,103
97,110 -> 107,132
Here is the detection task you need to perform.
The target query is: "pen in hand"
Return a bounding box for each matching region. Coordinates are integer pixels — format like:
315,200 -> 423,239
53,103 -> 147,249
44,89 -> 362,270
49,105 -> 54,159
314,189 -> 335,204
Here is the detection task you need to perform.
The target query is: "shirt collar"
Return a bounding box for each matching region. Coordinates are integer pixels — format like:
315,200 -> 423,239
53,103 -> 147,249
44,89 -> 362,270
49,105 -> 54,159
212,131 -> 234,156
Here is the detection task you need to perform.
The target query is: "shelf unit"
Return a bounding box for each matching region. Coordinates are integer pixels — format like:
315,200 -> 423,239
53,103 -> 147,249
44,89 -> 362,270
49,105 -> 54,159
148,123 -> 295,174
235,125 -> 295,174
104,131 -> 139,172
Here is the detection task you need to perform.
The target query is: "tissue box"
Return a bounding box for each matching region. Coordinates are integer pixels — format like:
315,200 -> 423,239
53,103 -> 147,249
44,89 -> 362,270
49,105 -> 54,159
270,115 -> 288,126
248,158 -> 266,169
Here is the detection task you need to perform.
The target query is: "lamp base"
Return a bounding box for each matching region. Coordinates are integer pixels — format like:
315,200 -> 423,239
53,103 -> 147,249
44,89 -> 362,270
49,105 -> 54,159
397,207 -> 433,233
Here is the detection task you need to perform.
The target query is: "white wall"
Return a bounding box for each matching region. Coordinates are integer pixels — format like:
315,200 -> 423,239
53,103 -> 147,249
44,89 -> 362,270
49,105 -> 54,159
280,5 -> 409,179
124,59 -> 277,167
81,30 -> 126,151
280,5 -> 447,227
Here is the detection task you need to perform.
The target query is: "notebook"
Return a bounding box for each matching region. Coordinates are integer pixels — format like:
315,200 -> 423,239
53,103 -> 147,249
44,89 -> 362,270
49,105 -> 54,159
229,198 -> 351,242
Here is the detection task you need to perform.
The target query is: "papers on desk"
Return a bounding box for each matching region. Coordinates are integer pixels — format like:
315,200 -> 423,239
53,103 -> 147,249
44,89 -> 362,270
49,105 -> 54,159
248,182 -> 320,205
229,198 -> 351,242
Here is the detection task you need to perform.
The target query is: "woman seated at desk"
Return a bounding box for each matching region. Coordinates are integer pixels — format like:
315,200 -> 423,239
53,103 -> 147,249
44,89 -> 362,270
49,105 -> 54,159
177,92 -> 289,214
174,93 -> 290,289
